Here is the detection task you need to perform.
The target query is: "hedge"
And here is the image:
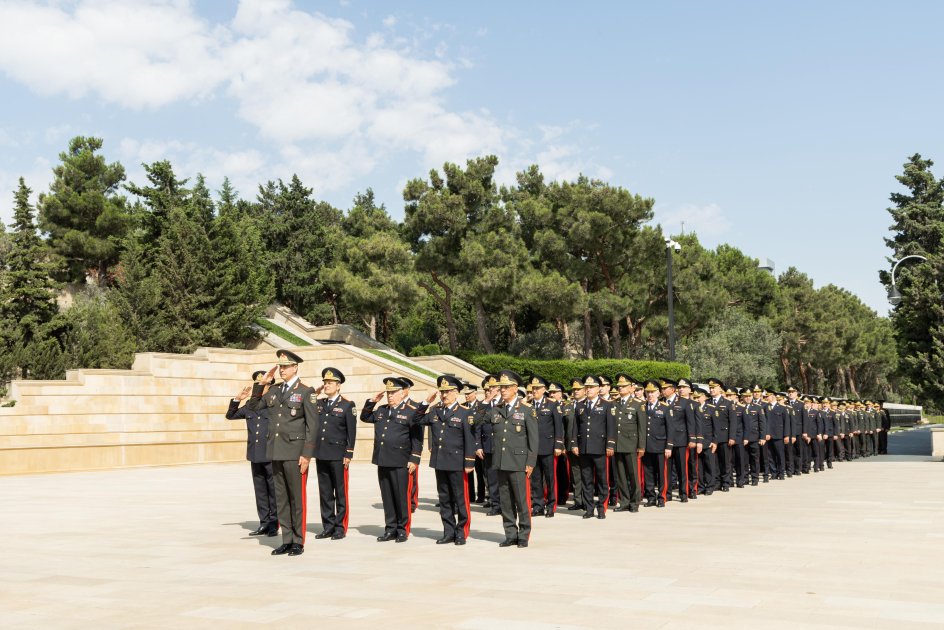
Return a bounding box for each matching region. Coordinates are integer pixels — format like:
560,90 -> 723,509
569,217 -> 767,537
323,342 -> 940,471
461,353 -> 691,387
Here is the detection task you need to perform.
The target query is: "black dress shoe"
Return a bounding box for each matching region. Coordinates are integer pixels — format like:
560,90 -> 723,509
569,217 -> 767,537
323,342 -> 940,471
498,538 -> 518,547
271,543 -> 292,555
482,500 -> 492,508
597,511 -> 606,519
395,535 -> 408,543
763,477 -> 769,483
486,509 -> 501,516
545,508 -> 555,518
436,536 -> 455,545
314,530 -> 334,540
614,505 -> 628,512
582,511 -> 594,519
532,508 -> 543,516
751,480 -> 759,486
680,496 -> 688,503
629,505 -> 639,513
657,499 -> 665,508
645,499 -> 656,507
377,532 -> 397,542
567,504 -> 583,511
331,531 -> 346,540
517,540 -> 528,548
689,493 -> 698,500
249,526 -> 267,536
721,486 -> 730,492
265,527 -> 279,537
454,537 -> 466,546
287,543 -> 304,556
736,484 -> 745,489
705,489 -> 714,496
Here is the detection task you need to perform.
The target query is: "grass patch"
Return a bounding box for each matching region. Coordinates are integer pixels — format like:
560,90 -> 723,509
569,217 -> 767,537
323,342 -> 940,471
366,349 -> 438,378
255,319 -> 313,347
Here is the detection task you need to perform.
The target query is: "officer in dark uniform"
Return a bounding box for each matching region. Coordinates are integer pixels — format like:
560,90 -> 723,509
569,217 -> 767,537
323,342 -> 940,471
312,368 -> 356,541
461,382 -> 486,503
676,378 -> 702,499
488,370 -> 538,547
661,378 -> 695,502
226,370 -> 278,537
692,387 -> 714,494
360,377 -> 426,543
705,378 -> 735,492
565,378 -> 587,511
878,399 -> 890,454
809,397 -> 825,472
612,374 -> 646,512
473,374 -> 502,516
547,382 -> 572,506
258,350 -> 320,556
572,375 -> 616,519
730,387 -> 748,487
416,375 -> 476,545
400,377 -> 421,512
642,380 -> 672,507
765,391 -> 790,480
821,397 -> 837,468
528,375 -> 564,517
785,386 -> 808,475
741,386 -> 767,485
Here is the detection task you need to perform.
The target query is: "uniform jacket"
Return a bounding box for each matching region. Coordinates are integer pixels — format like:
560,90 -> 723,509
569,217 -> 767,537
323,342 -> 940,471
731,403 -> 745,441
259,380 -> 320,461
563,399 -> 584,450
704,396 -> 736,444
742,401 -> 767,442
787,399 -> 807,436
765,402 -> 790,440
360,399 -> 426,467
473,399 -> 498,453
488,399 -> 538,471
226,397 -> 271,463
613,396 -> 647,453
695,402 -> 711,444
572,397 -> 616,455
312,395 -> 357,461
665,395 -> 697,446
531,396 -> 564,455
644,400 -> 673,452
418,402 -> 475,471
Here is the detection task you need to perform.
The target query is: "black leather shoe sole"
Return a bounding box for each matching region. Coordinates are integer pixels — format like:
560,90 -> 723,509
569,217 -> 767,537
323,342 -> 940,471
498,539 -> 518,547
377,534 -> 396,542
314,531 -> 334,540
271,544 -> 291,556
331,532 -> 346,540
454,538 -> 466,546
435,537 -> 455,545
395,535 -> 408,543
517,541 -> 528,548
287,544 -> 304,556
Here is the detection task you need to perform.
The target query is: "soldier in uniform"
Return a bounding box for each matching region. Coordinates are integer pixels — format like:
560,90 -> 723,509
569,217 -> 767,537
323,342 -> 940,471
821,397 -> 837,468
810,397 -> 826,472
612,374 -> 646,512
642,380 -> 672,507
312,368 -> 356,541
571,375 -> 616,519
548,382 -> 572,507
565,378 -> 587,511
677,378 -> 702,499
878,399 -> 890,455
400,377 -> 421,513
360,377 -> 427,543
473,374 -> 502,516
226,370 -> 279,537
662,378 -> 695,502
741,386 -> 767,486
258,350 -> 320,557
705,378 -> 735,492
528,375 -> 564,517
785,386 -> 808,475
461,382 -> 486,504
488,370 -> 538,547
417,375 -> 476,545
694,387 -> 715,495
765,390 -> 790,480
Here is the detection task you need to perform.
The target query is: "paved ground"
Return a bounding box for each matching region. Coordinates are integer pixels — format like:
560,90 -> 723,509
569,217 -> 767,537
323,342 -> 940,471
2,433 -> 943,629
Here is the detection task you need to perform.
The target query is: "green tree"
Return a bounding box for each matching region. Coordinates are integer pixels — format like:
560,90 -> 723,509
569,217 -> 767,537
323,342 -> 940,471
679,308 -> 781,386
879,153 -> 944,408
37,136 -> 130,285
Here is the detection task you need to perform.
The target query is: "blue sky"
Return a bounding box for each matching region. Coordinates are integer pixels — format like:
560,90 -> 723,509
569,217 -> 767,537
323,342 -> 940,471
1,1 -> 942,314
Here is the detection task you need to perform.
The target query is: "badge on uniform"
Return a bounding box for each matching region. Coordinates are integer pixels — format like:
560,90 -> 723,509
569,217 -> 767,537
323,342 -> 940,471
513,412 -> 524,420
515,425 -> 522,433
309,394 -> 317,403
290,409 -> 297,417
289,393 -> 302,403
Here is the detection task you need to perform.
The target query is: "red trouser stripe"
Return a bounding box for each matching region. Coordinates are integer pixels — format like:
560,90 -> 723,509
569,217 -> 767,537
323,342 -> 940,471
300,469 -> 308,545
342,467 -> 350,533
524,472 -> 532,541
565,455 -> 572,502
411,468 -> 419,510
638,455 -> 644,495
692,448 -> 699,494
683,449 -> 690,497
661,458 -> 668,502
463,474 -> 472,539
405,469 -> 414,536
552,455 -> 559,513
602,455 -> 611,513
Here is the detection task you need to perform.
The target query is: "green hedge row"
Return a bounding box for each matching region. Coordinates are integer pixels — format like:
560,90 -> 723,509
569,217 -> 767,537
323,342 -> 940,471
461,354 -> 691,387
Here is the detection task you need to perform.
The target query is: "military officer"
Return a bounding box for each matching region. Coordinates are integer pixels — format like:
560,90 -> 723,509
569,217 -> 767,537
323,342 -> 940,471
809,397 -> 825,472
400,377 -> 421,512
693,386 -> 715,495
565,378 -> 587,511
642,380 -> 673,507
417,375 -> 476,545
473,374 -> 502,516
461,382 -> 486,504
612,374 -> 646,512
705,378 -> 735,492
312,367 -> 357,541
528,375 -> 564,517
548,382 -> 572,506
489,370 -> 538,547
765,390 -> 790,480
258,350 -> 320,557
730,387 -> 748,487
360,377 -> 426,543
662,378 -> 695,502
572,375 -> 616,519
741,386 -> 767,486
677,378 -> 703,499
785,386 -> 808,476
821,397 -> 837,468
226,370 -> 279,537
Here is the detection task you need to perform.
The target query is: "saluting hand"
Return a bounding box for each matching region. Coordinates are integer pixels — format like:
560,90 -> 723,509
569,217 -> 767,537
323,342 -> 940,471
425,392 -> 437,404
371,391 -> 384,403
235,386 -> 251,401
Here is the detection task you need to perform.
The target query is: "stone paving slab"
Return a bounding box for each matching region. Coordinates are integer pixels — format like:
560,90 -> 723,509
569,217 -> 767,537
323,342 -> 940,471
1,453 -> 942,629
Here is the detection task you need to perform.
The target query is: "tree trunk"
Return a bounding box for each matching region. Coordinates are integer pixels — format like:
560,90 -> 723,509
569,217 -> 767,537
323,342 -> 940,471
419,272 -> 458,354
798,361 -> 809,393
474,299 -> 495,354
780,347 -> 792,386
836,367 -> 847,399
815,367 -> 826,394
611,315 -> 622,358
581,279 -> 593,359
558,318 -> 573,358
595,312 -> 610,358
847,366 -> 859,398
367,314 -> 377,340
508,312 -> 518,346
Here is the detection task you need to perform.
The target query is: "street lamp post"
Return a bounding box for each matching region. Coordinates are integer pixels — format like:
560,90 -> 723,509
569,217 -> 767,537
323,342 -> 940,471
666,238 -> 681,361
887,254 -> 928,306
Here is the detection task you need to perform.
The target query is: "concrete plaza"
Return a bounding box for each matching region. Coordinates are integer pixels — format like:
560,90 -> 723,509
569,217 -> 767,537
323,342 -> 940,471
1,435 -> 943,629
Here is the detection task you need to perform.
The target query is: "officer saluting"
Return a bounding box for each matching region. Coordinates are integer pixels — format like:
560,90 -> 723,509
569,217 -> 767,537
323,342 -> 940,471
312,368 -> 356,541
258,350 -> 320,556
360,377 -> 427,543
489,370 -> 538,547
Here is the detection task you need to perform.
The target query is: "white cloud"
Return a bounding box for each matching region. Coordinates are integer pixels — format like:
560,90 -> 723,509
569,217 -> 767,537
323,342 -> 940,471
382,15 -> 397,28
655,202 -> 731,240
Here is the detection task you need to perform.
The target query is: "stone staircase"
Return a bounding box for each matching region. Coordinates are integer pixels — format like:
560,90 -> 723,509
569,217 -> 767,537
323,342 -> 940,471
0,340 -> 486,475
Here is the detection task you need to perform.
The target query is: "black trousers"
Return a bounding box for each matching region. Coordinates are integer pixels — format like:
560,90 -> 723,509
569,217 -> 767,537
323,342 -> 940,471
435,469 -> 470,540
315,459 -> 348,534
642,451 -> 667,502
568,451 -> 584,506
699,448 -> 718,492
613,450 -> 641,508
717,442 -> 734,488
555,452 -> 571,504
607,455 -> 617,500
769,440 -> 787,478
272,459 -> 307,545
687,446 -> 701,495
878,430 -> 888,454
669,446 -> 691,499
733,443 -> 748,486
409,467 -> 419,511
812,439 -> 825,471
530,453 -> 557,512
482,452 -> 501,507
579,453 -> 609,512
377,466 -> 412,537
497,469 -> 531,542
251,462 -> 278,529
472,459 -> 486,501
792,437 -> 806,474
760,441 -> 770,479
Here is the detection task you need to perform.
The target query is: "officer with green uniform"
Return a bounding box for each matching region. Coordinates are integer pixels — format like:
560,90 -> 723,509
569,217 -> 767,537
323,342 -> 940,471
611,374 -> 647,512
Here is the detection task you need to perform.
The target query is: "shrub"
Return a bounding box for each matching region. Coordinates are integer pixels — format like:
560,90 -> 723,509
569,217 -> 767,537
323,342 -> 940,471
462,353 -> 691,386
408,343 -> 442,357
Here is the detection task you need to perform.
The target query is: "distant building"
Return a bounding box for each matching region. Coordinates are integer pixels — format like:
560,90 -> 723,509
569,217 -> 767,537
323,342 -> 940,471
758,258 -> 775,274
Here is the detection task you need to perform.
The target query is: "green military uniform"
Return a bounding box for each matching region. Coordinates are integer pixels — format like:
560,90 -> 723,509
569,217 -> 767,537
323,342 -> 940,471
612,376 -> 647,511
489,370 -> 538,547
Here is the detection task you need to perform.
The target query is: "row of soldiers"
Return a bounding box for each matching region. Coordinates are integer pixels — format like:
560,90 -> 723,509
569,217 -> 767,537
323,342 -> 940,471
226,350 -> 889,555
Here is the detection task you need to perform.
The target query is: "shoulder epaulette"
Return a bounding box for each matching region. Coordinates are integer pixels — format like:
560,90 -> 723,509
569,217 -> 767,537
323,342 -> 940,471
405,401 -> 416,409
519,400 -> 532,407
458,403 -> 469,410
